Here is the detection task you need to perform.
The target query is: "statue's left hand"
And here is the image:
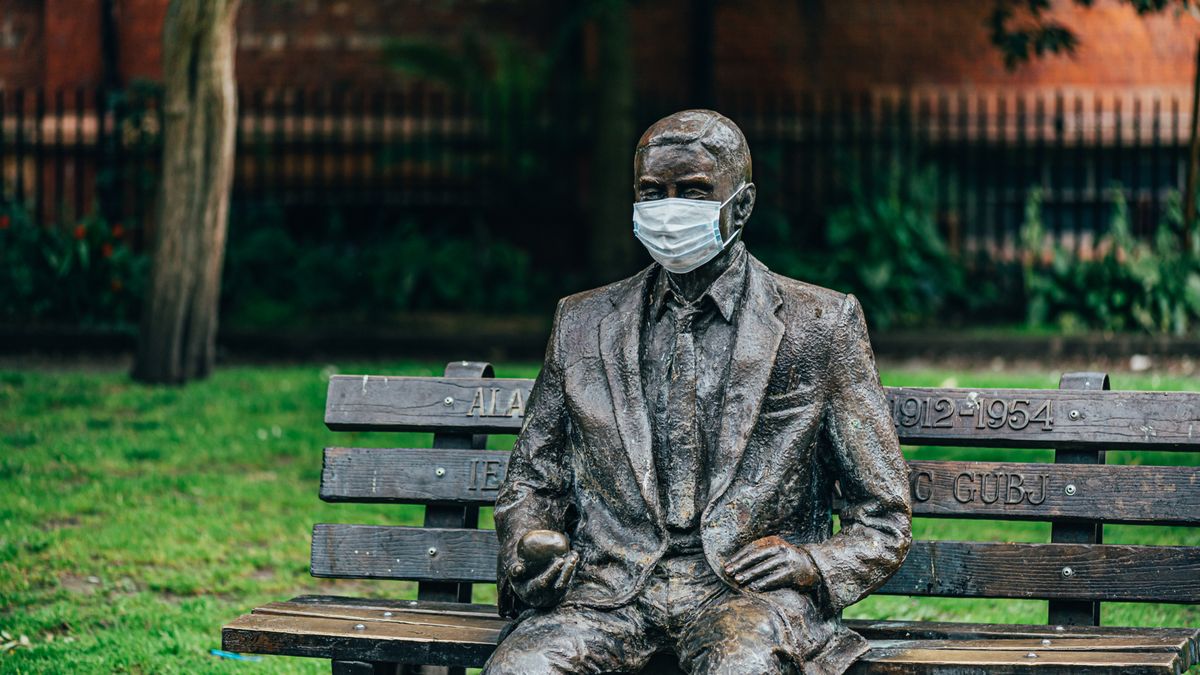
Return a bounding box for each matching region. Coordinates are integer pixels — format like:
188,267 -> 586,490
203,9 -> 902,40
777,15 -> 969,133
724,535 -> 818,592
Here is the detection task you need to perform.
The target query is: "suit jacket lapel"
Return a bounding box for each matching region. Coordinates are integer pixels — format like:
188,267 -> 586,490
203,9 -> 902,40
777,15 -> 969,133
707,256 -> 784,509
598,267 -> 662,522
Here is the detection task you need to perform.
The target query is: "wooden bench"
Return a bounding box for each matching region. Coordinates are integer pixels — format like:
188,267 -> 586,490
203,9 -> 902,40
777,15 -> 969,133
223,362 -> 1200,674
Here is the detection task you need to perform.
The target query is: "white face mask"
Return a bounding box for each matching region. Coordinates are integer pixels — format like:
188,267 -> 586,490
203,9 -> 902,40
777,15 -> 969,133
632,184 -> 748,274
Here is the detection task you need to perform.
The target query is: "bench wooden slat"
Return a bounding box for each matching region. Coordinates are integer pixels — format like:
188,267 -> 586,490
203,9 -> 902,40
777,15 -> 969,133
324,376 -> 1200,450
882,460 -> 1199,525
320,447 -> 1200,525
221,611 -> 1185,673
879,540 -> 1200,603
849,647 -> 1181,674
311,524 -> 496,584
268,597 -> 1200,670
325,376 -> 531,434
851,621 -> 1199,670
222,612 -> 498,667
886,387 -> 1200,450
320,447 -> 508,505
310,525 -> 1200,603
255,601 -> 1190,652
289,595 -> 501,619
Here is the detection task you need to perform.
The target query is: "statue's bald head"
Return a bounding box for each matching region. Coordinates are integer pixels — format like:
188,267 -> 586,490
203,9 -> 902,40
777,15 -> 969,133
635,109 -> 752,185
633,109 -> 757,250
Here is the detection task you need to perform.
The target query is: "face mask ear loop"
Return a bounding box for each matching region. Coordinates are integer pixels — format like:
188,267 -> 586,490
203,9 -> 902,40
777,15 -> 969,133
719,183 -> 749,209
714,183 -> 749,249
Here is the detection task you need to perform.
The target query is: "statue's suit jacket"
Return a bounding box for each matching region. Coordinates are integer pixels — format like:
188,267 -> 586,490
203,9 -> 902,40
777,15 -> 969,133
495,254 -> 912,675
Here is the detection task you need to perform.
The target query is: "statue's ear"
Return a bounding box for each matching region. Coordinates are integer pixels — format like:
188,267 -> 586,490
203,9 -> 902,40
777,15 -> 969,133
734,183 -> 756,229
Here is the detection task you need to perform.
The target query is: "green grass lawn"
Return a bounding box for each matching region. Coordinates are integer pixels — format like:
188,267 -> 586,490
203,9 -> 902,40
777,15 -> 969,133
0,362 -> 1197,673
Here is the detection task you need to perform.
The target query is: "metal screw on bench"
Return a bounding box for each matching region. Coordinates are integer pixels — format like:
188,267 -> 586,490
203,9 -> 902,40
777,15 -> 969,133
1061,566 -> 1075,578
1025,653 -> 1038,658
1069,409 -> 1080,420
428,547 -> 438,557
354,624 -> 365,631
1041,639 -> 1051,646
443,396 -> 454,406
435,467 -> 445,477
1064,483 -> 1077,496
383,612 -> 393,617
1055,625 -> 1065,632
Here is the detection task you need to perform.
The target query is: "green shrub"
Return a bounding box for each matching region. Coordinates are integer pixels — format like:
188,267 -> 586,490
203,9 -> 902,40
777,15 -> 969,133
0,201 -> 555,330
757,161 -> 975,330
0,207 -> 148,325
220,208 -> 544,328
1019,188 -> 1200,334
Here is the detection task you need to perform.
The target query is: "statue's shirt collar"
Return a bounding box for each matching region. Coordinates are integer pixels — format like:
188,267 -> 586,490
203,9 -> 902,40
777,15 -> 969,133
650,241 -> 748,324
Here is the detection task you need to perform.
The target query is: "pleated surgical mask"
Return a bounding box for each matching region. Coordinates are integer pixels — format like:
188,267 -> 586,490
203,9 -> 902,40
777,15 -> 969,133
632,183 -> 748,274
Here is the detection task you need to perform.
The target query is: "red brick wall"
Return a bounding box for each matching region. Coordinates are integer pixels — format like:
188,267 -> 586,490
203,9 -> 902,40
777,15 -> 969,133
703,0 -> 1200,94
43,0 -> 104,91
234,0 -> 570,89
116,0 -> 166,83
0,0 -> 44,89
5,0 -> 1200,96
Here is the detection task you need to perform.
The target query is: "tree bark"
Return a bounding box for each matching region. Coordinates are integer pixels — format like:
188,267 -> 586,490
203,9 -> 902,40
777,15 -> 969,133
1185,38 -> 1200,247
132,0 -> 240,384
587,0 -> 637,283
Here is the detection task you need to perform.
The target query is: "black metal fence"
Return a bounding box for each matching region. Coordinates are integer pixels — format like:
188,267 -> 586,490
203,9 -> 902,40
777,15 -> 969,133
0,85 -> 1191,259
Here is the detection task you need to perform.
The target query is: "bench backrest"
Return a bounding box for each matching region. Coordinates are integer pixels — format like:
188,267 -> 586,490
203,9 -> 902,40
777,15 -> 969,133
314,361 -> 1200,625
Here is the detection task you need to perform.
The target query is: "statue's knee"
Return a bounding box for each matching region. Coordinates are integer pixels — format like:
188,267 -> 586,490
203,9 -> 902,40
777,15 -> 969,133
692,646 -> 787,675
484,629 -> 587,675
484,647 -> 558,675
687,613 -> 788,675
691,648 -> 782,667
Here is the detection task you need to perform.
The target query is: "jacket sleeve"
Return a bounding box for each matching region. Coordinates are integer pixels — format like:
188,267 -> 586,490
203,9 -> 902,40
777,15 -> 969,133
495,298 -> 573,617
803,294 -> 911,612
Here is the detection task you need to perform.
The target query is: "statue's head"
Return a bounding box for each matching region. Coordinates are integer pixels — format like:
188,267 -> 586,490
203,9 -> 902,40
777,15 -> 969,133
633,110 -> 756,270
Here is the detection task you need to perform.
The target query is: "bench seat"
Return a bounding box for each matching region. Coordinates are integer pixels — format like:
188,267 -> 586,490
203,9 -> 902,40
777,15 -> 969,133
223,596 -> 1200,674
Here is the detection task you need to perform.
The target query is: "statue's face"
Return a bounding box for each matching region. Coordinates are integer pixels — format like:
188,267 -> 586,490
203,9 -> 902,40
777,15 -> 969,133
635,142 -> 742,240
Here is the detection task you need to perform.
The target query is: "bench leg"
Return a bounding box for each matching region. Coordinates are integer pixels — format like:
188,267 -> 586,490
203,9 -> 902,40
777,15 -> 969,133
333,661 -> 397,675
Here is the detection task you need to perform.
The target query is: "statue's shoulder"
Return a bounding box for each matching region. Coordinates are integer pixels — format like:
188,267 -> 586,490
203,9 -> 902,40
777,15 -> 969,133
552,265 -> 654,333
557,265 -> 652,316
752,256 -> 847,327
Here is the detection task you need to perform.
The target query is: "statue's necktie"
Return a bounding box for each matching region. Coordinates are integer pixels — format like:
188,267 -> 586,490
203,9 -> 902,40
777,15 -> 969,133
664,301 -> 703,530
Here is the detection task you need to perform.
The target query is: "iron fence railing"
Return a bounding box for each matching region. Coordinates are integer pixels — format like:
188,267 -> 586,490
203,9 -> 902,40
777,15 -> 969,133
0,85 -> 1192,259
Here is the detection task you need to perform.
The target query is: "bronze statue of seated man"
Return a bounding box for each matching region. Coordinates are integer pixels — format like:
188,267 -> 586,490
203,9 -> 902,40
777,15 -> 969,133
485,109 -> 912,675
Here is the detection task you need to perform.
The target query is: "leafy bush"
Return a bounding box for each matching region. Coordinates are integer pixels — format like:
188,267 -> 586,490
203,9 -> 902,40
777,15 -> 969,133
0,207 -> 147,325
756,161 -> 975,330
1019,188 -> 1200,334
220,206 -> 546,328
0,200 -> 555,330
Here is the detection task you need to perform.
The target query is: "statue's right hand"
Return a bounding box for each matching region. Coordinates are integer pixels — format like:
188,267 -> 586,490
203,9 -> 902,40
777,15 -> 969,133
509,530 -> 577,608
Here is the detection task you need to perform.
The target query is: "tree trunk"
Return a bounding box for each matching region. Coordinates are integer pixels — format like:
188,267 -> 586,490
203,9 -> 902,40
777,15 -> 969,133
587,0 -> 637,283
132,0 -> 240,384
1185,38 -> 1200,248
